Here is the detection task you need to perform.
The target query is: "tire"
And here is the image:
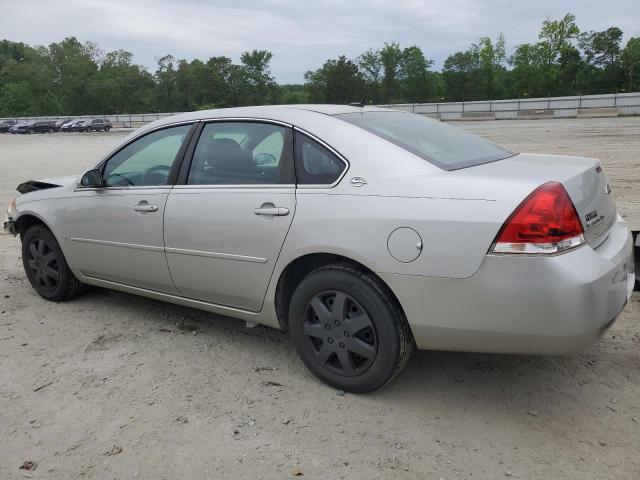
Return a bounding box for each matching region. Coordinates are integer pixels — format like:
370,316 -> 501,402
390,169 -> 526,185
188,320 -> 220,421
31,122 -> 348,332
48,128 -> 54,133
86,127 -> 92,132
105,126 -> 111,131
289,263 -> 413,393
21,225 -> 85,302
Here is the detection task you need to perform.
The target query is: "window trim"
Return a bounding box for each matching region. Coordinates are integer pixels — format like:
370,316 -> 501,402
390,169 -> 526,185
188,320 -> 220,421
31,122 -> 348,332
175,118 -> 296,188
76,121 -> 197,191
293,127 -> 350,189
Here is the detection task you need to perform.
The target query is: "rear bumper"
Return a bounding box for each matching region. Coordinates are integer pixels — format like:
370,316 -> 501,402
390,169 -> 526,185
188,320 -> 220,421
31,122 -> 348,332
381,215 -> 634,354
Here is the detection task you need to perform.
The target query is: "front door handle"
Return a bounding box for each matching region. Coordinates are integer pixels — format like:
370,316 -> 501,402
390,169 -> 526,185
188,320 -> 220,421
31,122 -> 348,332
134,203 -> 158,212
254,205 -> 290,216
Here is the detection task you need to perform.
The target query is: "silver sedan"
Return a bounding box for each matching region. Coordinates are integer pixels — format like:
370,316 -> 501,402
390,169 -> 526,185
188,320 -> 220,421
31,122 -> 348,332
4,105 -> 635,392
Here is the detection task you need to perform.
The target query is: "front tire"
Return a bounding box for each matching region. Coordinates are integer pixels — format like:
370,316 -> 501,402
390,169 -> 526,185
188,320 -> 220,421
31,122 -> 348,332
289,264 -> 413,393
22,226 -> 85,302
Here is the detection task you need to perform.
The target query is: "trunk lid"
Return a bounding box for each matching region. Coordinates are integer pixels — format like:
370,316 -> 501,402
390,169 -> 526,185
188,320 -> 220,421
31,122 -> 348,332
454,153 -> 617,247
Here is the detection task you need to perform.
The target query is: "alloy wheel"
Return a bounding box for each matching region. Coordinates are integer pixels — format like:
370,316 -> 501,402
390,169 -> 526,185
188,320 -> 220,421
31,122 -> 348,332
302,290 -> 378,376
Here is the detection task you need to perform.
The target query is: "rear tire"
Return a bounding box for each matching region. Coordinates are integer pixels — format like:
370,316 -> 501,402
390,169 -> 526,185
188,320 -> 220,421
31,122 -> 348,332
289,263 -> 413,393
22,226 -> 85,302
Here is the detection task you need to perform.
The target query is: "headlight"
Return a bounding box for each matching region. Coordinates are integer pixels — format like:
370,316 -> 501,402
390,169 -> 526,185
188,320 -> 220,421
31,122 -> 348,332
7,197 -> 17,218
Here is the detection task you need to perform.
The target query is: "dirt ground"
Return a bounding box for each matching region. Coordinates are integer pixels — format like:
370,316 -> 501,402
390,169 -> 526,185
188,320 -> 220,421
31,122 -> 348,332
1,119 -> 639,480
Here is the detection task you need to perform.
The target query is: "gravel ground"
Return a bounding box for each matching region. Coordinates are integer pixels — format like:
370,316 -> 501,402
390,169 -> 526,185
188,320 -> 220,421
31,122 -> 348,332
1,120 -> 639,480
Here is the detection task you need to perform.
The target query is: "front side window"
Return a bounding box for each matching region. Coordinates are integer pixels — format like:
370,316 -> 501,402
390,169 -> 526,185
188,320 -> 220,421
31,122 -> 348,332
187,122 -> 293,185
294,132 -> 346,185
103,124 -> 191,187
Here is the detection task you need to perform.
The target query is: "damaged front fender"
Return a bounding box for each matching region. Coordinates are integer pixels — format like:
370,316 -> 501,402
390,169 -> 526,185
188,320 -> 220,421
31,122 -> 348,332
16,180 -> 62,194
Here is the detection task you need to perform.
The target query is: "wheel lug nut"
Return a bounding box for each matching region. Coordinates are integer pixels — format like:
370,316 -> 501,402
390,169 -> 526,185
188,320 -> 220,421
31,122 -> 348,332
339,342 -> 345,348
324,324 -> 331,330
344,331 -> 349,337
334,320 -> 341,326
327,337 -> 334,344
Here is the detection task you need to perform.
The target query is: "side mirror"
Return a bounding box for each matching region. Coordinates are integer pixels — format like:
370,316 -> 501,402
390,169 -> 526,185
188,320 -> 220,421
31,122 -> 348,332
80,169 -> 103,187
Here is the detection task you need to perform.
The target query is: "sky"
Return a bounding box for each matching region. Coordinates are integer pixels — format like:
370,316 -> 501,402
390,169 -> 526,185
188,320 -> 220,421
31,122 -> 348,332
1,0 -> 639,83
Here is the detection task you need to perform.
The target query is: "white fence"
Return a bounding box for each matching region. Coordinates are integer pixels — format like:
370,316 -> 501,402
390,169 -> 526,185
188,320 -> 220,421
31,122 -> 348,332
2,92 -> 640,126
383,92 -> 640,120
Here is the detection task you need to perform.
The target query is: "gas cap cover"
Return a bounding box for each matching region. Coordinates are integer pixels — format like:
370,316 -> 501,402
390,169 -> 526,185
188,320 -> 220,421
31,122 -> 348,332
387,227 -> 423,263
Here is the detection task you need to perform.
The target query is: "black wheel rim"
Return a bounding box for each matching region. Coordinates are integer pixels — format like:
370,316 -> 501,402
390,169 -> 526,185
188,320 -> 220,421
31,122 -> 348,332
302,290 -> 377,377
26,238 -> 60,293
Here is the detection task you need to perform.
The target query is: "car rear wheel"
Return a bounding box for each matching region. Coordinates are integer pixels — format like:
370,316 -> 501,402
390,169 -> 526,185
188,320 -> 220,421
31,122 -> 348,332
289,263 -> 413,393
105,126 -> 111,131
22,225 -> 85,302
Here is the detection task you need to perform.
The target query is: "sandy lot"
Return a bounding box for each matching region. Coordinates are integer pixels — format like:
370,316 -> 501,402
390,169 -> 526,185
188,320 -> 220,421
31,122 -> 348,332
1,121 -> 639,480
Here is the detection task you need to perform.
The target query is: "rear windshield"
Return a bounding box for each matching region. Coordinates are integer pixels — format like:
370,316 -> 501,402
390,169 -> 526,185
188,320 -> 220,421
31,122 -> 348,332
336,111 -> 515,170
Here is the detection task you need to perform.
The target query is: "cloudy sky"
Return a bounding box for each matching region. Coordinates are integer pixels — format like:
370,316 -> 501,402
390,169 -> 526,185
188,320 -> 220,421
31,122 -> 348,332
1,0 -> 639,83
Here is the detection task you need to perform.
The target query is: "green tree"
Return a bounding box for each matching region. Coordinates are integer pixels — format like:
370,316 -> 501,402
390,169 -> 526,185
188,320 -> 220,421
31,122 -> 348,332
304,56 -> 364,103
240,50 -> 278,105
443,49 -> 480,101
476,34 -> 506,99
379,42 -> 403,102
357,48 -> 383,103
579,27 -> 624,91
400,46 -> 433,102
621,37 -> 640,91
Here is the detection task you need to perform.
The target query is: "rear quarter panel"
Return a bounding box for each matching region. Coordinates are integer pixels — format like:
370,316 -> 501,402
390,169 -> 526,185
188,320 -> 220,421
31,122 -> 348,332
279,190 -> 515,279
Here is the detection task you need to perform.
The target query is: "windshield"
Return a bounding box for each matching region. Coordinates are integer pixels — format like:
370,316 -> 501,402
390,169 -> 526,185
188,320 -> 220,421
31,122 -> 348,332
336,111 -> 515,170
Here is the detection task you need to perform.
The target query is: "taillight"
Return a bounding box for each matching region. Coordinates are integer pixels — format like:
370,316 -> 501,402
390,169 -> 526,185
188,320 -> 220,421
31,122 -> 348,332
491,181 -> 585,254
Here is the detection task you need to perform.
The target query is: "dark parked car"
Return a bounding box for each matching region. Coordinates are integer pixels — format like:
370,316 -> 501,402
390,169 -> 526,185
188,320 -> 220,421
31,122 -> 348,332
54,118 -> 71,131
82,118 -> 112,132
0,120 -> 17,133
30,120 -> 57,133
70,120 -> 89,132
61,119 -> 82,132
9,121 -> 35,134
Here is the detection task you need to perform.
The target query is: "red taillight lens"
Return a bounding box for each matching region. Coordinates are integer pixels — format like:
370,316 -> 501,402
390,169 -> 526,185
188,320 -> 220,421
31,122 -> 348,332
492,182 -> 585,254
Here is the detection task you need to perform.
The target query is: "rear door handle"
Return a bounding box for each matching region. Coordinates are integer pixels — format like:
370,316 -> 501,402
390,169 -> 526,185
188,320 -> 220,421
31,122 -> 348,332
134,203 -> 158,212
254,206 -> 290,216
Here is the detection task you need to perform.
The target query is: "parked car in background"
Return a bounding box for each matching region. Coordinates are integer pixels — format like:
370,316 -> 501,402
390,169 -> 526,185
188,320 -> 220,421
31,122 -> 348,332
54,118 -> 71,131
8,121 -> 35,134
3,105 -> 634,393
61,119 -> 82,132
69,120 -> 89,132
0,120 -> 18,133
29,120 -> 57,133
85,118 -> 112,132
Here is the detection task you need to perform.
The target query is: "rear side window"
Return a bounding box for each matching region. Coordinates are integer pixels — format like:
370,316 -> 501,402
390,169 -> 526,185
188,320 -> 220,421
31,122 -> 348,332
187,122 -> 294,185
294,132 -> 346,185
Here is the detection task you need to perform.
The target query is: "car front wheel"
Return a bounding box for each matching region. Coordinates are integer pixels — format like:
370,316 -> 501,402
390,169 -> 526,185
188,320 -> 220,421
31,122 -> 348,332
289,263 -> 413,393
22,225 -> 85,302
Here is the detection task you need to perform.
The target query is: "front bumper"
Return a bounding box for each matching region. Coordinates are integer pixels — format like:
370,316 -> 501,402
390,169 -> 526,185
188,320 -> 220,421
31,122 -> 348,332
381,215 -> 635,354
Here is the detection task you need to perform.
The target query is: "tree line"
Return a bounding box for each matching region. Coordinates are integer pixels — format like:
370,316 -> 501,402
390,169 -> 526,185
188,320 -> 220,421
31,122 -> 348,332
1,13 -> 639,116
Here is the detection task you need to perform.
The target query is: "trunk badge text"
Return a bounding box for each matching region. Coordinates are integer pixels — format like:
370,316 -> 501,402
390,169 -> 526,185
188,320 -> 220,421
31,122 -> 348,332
603,183 -> 612,194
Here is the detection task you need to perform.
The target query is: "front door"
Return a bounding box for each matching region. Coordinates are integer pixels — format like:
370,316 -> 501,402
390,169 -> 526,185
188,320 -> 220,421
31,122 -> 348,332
60,123 -> 193,293
163,120 -> 296,311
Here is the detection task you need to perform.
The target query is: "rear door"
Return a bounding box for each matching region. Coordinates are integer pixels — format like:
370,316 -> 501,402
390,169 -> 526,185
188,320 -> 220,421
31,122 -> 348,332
163,120 -> 296,311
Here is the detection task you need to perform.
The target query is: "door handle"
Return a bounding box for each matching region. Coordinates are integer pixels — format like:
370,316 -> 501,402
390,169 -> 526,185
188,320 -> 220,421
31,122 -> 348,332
134,203 -> 158,212
254,206 -> 290,216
